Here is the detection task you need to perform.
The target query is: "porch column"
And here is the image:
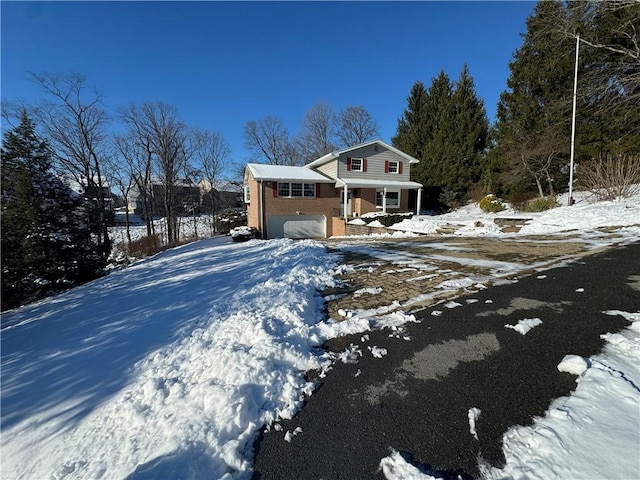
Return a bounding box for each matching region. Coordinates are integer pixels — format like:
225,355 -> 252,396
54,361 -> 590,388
416,188 -> 422,215
382,187 -> 387,214
343,185 -> 348,218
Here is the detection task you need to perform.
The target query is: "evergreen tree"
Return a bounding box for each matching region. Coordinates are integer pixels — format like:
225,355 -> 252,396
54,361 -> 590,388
392,81 -> 429,170
571,1 -> 640,158
449,64 -> 489,194
493,0 -> 576,197
421,70 -> 456,204
1,111 -> 104,311
394,68 -> 488,208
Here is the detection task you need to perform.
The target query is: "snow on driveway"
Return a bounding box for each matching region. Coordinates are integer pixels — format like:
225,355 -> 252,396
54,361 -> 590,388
1,238 -> 342,479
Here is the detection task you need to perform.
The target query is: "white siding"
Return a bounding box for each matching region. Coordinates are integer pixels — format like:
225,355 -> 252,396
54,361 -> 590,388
314,160 -> 338,179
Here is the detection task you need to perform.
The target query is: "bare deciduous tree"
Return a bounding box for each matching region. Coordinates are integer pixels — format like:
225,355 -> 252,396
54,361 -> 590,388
112,132 -> 152,247
191,129 -> 231,235
118,107 -> 157,238
244,116 -> 299,165
335,105 -> 379,147
31,72 -> 112,261
119,101 -> 190,243
295,101 -> 338,164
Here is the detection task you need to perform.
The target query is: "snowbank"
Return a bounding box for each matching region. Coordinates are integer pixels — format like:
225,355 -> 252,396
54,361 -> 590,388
481,311 -> 640,480
1,238 -> 344,479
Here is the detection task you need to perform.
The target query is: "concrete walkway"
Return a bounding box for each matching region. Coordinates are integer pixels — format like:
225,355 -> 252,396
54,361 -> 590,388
252,239 -> 639,479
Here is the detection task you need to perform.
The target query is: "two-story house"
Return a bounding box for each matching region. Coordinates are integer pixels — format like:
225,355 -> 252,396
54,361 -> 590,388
243,139 -> 423,239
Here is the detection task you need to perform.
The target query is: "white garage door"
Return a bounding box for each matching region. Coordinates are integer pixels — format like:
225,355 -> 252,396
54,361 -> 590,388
268,215 -> 326,239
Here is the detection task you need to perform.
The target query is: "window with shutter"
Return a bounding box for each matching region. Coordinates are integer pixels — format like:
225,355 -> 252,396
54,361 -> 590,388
350,158 -> 363,172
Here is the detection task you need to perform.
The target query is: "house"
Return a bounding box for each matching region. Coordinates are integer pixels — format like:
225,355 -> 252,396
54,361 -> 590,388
128,179 -> 200,217
244,139 -> 423,239
198,180 -> 244,213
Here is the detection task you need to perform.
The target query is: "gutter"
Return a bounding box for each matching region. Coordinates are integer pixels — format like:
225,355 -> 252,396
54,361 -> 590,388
259,180 -> 265,239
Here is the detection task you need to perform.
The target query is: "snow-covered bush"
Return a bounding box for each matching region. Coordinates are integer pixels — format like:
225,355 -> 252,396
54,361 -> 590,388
478,194 -> 505,213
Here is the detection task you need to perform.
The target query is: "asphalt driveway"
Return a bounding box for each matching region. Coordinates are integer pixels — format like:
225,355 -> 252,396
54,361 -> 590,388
252,240 -> 639,479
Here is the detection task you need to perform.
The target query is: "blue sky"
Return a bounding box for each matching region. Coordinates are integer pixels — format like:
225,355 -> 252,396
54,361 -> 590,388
2,1 -> 535,172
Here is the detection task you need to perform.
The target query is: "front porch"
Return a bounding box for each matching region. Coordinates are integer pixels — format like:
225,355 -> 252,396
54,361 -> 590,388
335,179 -> 423,219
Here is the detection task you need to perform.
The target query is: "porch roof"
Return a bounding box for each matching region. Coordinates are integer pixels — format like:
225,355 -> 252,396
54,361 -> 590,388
335,178 -> 423,189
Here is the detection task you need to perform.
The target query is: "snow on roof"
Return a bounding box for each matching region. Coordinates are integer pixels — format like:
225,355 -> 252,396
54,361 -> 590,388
246,163 -> 334,183
306,139 -> 420,169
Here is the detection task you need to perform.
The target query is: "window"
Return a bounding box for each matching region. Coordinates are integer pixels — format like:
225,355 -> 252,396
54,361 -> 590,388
278,183 -> 290,197
277,182 -> 316,198
304,183 -> 315,197
375,189 -> 400,208
291,183 -> 303,197
388,161 -> 399,174
244,185 -> 251,203
351,158 -> 363,171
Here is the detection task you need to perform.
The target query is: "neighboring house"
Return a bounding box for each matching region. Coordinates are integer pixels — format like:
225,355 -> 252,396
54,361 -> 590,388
199,180 -> 244,213
128,179 -> 200,217
244,139 -> 423,239
66,176 -> 115,212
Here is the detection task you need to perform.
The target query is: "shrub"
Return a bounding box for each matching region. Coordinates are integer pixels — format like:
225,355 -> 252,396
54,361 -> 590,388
478,194 -> 505,213
467,183 -> 487,203
507,191 -> 537,211
376,212 -> 413,227
125,235 -> 161,258
578,154 -> 640,200
525,196 -> 558,212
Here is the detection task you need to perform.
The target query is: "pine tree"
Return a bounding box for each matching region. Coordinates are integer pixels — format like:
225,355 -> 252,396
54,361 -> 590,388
494,0 -> 576,197
449,64 -> 489,195
393,68 -> 488,208
1,111 -> 104,311
392,81 -> 429,171
421,70 -> 455,205
572,1 -> 640,158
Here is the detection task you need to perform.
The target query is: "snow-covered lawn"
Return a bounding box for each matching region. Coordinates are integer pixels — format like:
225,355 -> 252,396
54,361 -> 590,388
1,191 -> 639,479
391,190 -> 640,237
1,238 -> 344,479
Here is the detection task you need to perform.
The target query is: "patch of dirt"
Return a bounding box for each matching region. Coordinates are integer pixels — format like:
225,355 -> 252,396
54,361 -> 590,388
322,235 -> 614,322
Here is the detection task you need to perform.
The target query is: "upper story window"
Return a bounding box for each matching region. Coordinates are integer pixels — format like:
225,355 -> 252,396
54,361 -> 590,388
277,182 -> 315,198
244,185 -> 251,203
384,160 -> 403,174
347,157 -> 366,172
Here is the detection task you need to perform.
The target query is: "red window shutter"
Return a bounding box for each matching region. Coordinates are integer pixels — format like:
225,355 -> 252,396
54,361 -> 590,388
363,158 -> 367,172
384,160 -> 389,173
399,162 -> 403,174
273,182 -> 278,198
316,184 -> 321,197
346,157 -> 352,171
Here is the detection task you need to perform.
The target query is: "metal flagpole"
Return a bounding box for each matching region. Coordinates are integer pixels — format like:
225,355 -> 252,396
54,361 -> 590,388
568,33 -> 580,206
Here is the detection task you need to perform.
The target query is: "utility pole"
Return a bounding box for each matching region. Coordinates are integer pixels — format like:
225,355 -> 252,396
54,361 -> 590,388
568,33 -> 580,206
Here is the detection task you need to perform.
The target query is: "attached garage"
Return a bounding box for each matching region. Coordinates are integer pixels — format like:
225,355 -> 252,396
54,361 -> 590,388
267,214 -> 326,239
